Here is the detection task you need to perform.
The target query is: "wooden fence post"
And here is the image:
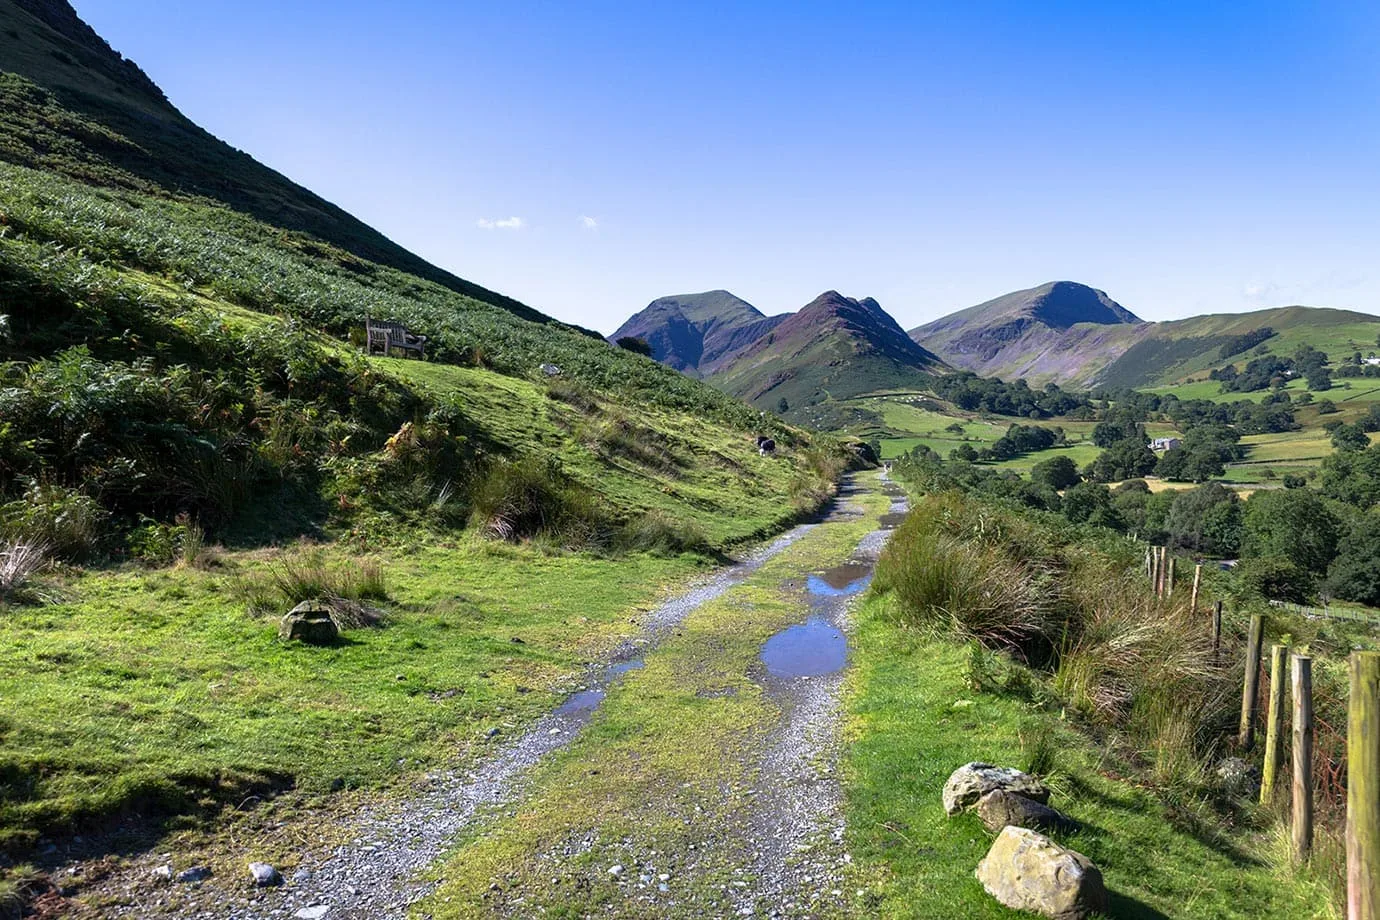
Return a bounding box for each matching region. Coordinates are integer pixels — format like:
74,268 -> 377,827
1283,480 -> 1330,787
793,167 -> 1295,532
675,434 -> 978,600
1167,556 -> 1177,598
1239,614 -> 1265,750
1261,644 -> 1289,803
1349,652 -> 1380,919
1213,600 -> 1223,661
1190,563 -> 1202,613
1153,547 -> 1163,597
1293,654 -> 1314,863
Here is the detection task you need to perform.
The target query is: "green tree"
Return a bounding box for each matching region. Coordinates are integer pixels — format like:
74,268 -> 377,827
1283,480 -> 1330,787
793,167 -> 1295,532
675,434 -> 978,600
1326,513 -> 1380,606
1089,437 -> 1157,482
1241,489 -> 1340,575
615,336 -> 653,356
1165,482 -> 1242,556
1332,422 -> 1371,452
776,397 -> 789,414
1062,481 -> 1119,527
1319,443 -> 1380,508
1030,455 -> 1080,491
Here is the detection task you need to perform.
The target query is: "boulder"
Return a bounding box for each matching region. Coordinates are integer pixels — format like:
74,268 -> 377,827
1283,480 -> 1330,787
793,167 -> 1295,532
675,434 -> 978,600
943,762 -> 1050,816
975,789 -> 1079,834
248,862 -> 283,887
976,826 -> 1108,920
1215,756 -> 1261,799
279,602 -> 340,645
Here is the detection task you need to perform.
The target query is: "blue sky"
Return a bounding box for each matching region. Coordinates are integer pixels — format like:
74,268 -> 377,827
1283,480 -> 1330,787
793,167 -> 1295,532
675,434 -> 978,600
76,1 -> 1380,332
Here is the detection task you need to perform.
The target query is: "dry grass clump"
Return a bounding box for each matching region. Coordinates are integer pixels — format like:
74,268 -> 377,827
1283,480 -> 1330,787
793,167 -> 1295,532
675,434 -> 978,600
0,539 -> 49,604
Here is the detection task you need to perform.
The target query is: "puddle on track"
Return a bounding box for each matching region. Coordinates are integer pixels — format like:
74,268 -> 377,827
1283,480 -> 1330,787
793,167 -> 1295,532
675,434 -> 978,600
760,617 -> 847,678
806,562 -> 873,597
554,659 -> 645,715
878,512 -> 907,529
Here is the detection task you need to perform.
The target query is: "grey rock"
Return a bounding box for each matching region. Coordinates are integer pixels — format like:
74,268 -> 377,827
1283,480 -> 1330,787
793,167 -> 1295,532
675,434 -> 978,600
976,827 -> 1108,919
975,790 -> 1079,834
248,862 -> 282,887
176,865 -> 212,883
942,762 -> 1050,816
149,865 -> 173,882
291,868 -> 315,884
295,907 -> 331,920
279,602 -> 340,645
1215,756 -> 1261,798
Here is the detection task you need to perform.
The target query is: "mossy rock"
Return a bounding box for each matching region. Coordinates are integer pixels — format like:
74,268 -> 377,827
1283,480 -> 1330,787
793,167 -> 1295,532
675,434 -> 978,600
278,602 -> 339,645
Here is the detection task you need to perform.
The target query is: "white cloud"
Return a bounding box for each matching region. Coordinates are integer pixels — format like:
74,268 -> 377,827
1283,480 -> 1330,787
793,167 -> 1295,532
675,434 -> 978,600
476,216 -> 525,230
580,215 -> 599,230
1242,281 -> 1281,302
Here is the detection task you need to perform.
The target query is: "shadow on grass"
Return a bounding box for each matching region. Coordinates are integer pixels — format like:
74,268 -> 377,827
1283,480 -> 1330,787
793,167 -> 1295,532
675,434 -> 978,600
1108,890 -> 1173,919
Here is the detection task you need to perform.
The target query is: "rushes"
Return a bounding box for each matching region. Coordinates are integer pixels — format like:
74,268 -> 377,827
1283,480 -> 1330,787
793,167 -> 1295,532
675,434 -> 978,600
0,539 -> 48,603
235,551 -> 388,628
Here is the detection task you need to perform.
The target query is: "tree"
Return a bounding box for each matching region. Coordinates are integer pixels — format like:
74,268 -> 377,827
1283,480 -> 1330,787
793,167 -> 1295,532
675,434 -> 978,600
1317,399 -> 1339,415
1331,422 -> 1370,452
776,397 -> 790,414
1164,482 -> 1241,556
1241,489 -> 1340,576
1325,513 -> 1380,606
1089,437 -> 1158,482
1319,443 -> 1380,508
615,336 -> 653,356
1030,455 -> 1080,491
1062,482 -> 1120,527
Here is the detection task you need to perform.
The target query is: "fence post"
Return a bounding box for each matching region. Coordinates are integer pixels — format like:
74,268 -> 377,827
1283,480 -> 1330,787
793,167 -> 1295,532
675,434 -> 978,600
1261,644 -> 1290,804
1167,556 -> 1176,598
1349,652 -> 1380,920
1213,600 -> 1223,661
1239,614 -> 1265,750
1190,563 -> 1202,613
1293,654 -> 1314,864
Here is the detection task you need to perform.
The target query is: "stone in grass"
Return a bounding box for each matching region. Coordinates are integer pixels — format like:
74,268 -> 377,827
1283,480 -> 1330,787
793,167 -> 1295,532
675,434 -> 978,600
942,762 -> 1050,816
279,601 -> 340,645
975,790 -> 1080,835
176,865 -> 212,883
976,826 -> 1108,920
248,862 -> 283,887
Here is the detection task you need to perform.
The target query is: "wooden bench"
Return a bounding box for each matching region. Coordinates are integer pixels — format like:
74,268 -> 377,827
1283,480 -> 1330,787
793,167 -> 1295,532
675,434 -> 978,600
366,318 -> 427,359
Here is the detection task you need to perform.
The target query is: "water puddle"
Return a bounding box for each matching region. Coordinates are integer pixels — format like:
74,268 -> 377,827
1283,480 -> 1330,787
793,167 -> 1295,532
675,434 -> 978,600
806,562 -> 872,597
878,512 -> 907,530
760,618 -> 847,678
554,659 -> 644,715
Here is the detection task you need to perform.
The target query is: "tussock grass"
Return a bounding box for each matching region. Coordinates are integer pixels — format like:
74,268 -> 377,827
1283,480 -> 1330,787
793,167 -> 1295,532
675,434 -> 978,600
234,551 -> 388,627
0,539 -> 48,604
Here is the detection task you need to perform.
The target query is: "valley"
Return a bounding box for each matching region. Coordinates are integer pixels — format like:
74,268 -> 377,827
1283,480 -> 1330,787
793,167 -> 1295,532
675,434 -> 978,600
3,2 -> 1380,919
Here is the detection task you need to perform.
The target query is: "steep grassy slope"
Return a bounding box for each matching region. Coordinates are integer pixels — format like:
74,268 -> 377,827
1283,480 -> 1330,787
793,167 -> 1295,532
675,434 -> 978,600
609,290 -> 789,377
0,0 -> 553,326
909,280 -> 1146,387
708,290 -> 948,415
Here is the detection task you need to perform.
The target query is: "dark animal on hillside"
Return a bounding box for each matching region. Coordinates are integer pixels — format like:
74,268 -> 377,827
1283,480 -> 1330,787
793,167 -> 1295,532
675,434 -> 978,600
756,436 -> 776,456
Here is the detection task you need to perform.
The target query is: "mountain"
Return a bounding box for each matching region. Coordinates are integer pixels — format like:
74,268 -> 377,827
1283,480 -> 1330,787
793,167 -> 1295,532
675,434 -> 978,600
909,281 -> 1146,387
609,291 -> 789,377
0,0 -> 556,327
911,280 -> 1380,390
708,290 -> 948,411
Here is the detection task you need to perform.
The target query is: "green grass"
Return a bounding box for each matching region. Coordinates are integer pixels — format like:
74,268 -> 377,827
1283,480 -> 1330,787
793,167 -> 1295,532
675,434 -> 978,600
843,597 -> 1338,919
0,539 -> 711,851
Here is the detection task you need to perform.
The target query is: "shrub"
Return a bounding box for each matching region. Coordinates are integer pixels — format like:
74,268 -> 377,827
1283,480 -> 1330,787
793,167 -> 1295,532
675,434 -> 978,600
614,510 -> 710,556
470,455 -> 609,548
0,483 -> 106,560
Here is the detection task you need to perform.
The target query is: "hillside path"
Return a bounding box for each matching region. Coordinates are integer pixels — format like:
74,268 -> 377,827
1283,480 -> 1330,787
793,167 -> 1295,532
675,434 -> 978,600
71,474 -> 906,920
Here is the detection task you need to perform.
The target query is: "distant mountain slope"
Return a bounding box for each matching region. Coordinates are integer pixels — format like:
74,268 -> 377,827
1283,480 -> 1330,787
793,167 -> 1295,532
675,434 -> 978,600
609,290 -> 789,377
1099,305 -> 1380,389
709,291 -> 947,411
909,281 -> 1146,387
0,0 -> 554,326
911,280 -> 1380,390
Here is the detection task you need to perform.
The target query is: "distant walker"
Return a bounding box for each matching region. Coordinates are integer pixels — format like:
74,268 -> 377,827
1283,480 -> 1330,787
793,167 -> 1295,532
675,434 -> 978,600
757,436 -> 776,456
366,318 -> 428,359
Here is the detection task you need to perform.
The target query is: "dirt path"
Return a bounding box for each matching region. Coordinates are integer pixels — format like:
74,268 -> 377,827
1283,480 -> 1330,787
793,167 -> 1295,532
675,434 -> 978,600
65,474 -> 905,920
